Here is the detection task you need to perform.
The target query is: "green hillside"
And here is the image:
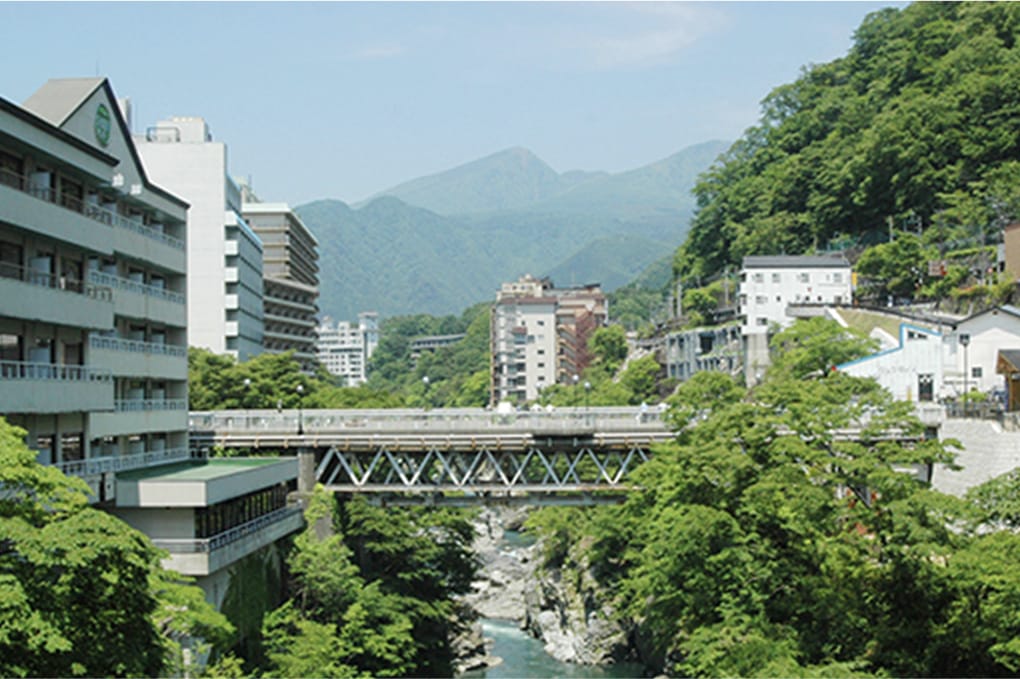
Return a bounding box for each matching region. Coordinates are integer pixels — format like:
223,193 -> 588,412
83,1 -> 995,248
677,2 -> 1020,283
300,143 -> 725,320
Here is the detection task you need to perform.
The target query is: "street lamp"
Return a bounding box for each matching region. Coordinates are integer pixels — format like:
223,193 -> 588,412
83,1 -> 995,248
422,375 -> 430,411
296,383 -> 305,435
960,333 -> 971,417
584,380 -> 591,412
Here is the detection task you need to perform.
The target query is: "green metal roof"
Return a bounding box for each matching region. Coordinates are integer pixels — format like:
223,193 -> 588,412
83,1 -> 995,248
117,457 -> 290,482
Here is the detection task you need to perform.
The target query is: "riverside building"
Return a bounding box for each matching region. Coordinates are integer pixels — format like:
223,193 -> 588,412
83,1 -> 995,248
242,197 -> 320,371
136,116 -> 265,361
316,312 -> 379,385
1,78 -> 301,608
491,274 -> 607,404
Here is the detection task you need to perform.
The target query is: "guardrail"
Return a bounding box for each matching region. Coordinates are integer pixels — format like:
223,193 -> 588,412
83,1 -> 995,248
0,359 -> 111,382
189,406 -> 670,437
0,167 -> 184,250
151,506 -> 304,553
114,399 -> 189,412
87,270 -> 185,305
89,335 -> 188,357
54,446 -> 193,476
0,261 -> 112,301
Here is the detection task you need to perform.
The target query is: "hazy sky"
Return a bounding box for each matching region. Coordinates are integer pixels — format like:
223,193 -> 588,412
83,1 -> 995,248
2,1 -> 903,206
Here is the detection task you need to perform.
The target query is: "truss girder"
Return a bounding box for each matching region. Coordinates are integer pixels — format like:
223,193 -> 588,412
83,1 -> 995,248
316,441 -> 653,491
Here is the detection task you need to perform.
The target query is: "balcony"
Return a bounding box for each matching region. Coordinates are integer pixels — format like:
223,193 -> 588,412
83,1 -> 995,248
54,446 -> 193,477
87,270 -> 186,327
0,168 -> 115,254
90,399 -> 188,438
0,360 -> 112,413
0,263 -> 112,329
152,506 -> 304,576
89,335 -> 187,379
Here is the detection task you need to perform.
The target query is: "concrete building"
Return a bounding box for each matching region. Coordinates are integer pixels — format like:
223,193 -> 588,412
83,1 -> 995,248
242,201 -> 319,370
1,78 -> 301,608
739,255 -> 853,383
838,322 -> 944,404
136,116 -> 264,361
316,312 -> 379,385
491,274 -> 607,404
3,77 -> 190,492
664,321 -> 742,382
949,306 -> 1020,397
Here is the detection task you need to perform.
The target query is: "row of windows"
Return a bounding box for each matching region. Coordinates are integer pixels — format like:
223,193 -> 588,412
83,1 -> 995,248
194,483 -> 289,539
749,271 -> 845,284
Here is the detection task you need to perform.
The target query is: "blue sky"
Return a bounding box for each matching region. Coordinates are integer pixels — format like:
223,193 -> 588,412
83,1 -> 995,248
2,1 -> 904,206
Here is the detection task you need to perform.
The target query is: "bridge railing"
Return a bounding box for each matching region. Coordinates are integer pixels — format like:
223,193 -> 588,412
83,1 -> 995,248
189,406 -> 671,437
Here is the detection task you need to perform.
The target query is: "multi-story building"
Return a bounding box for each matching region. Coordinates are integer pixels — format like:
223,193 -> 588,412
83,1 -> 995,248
316,312 -> 379,385
242,200 -> 319,370
490,274 -> 607,404
664,321 -> 742,382
739,255 -> 853,383
136,116 -> 264,361
2,78 -> 301,608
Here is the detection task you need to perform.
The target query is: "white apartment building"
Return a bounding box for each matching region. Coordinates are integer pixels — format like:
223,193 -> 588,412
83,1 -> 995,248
2,78 -> 301,607
136,116 -> 264,361
491,274 -> 606,404
242,201 -> 319,370
316,312 -> 379,385
739,255 -> 853,382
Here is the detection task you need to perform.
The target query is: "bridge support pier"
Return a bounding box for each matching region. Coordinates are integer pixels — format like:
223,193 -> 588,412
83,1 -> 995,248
298,448 -> 316,495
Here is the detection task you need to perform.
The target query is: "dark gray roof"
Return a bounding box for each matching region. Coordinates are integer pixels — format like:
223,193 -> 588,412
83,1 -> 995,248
743,255 -> 850,269
958,305 -> 1020,326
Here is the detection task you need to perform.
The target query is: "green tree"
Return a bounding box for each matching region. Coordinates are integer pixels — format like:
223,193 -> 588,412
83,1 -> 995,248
0,418 -> 234,678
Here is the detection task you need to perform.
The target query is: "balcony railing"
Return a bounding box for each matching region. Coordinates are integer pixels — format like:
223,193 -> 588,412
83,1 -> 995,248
54,446 -> 193,477
0,262 -> 112,302
0,359 -> 111,382
114,398 -> 189,412
151,506 -> 304,554
87,270 -> 185,305
0,167 -> 184,251
89,335 -> 187,358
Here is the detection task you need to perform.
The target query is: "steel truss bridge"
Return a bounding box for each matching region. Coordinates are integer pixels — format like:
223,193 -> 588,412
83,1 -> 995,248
188,407 -> 675,505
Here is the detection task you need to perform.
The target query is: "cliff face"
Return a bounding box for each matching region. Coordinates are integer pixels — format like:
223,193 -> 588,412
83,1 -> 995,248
522,542 -> 635,666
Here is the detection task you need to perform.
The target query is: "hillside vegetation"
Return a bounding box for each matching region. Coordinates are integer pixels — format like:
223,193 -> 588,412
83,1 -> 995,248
298,142 -> 726,320
677,2 -> 1020,283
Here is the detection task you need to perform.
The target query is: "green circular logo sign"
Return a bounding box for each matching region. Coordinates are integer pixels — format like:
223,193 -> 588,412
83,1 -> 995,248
94,103 -> 111,147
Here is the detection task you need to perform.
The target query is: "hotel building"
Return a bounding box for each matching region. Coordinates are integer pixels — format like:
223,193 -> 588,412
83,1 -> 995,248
136,116 -> 265,361
1,78 -> 301,607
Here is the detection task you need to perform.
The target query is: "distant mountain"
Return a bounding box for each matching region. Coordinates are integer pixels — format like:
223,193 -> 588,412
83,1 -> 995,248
298,141 -> 729,320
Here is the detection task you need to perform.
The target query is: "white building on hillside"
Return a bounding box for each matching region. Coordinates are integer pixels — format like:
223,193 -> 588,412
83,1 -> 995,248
136,116 -> 264,361
949,306 -> 1020,396
316,312 -> 379,385
739,255 -> 853,383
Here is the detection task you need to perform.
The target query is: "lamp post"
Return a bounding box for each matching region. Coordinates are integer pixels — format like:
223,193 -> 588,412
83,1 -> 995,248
296,383 -> 305,435
422,375 -> 430,412
584,380 -> 591,412
959,333 -> 970,417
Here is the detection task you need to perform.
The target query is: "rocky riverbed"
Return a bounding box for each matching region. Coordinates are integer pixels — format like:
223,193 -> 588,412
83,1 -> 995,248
456,507 -> 639,674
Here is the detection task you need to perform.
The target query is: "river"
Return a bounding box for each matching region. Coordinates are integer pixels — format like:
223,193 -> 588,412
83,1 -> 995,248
461,525 -> 644,678
461,618 -> 644,679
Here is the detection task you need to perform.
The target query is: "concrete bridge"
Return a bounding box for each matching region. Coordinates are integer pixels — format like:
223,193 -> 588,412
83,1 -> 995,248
188,406 -> 675,505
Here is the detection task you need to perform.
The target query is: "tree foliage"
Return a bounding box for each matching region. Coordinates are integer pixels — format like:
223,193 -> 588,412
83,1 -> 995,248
0,418 -> 235,678
676,3 -> 1020,283
524,318 -> 1020,677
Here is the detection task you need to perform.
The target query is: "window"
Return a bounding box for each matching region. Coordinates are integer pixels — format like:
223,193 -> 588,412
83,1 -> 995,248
776,296 -> 782,302
972,366 -> 983,378
757,317 -> 768,326
771,273 -> 781,283
833,272 -> 843,283
60,432 -> 83,462
0,333 -> 21,362
752,273 -> 764,283
918,374 -> 934,402
799,273 -> 810,283
0,241 -> 21,279
755,295 -> 768,304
